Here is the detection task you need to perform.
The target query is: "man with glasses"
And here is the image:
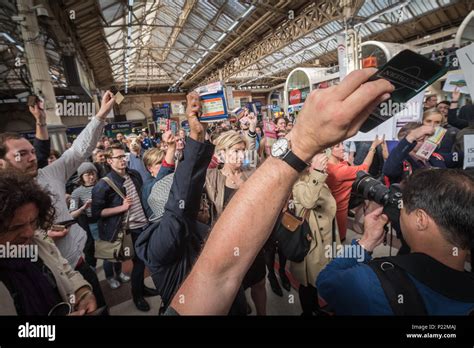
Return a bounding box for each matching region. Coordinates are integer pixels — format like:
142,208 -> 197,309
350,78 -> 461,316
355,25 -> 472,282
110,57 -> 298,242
92,143 -> 157,311
0,91 -> 115,313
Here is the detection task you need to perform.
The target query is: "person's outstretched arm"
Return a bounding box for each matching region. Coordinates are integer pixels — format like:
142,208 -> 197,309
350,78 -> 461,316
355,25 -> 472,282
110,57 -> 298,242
40,92 -> 115,181
139,92 -> 214,267
30,100 -> 50,168
169,68 -> 394,315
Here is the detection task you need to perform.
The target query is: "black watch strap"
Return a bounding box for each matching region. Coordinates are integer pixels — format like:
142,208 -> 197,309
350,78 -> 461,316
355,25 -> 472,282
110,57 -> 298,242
282,150 -> 308,173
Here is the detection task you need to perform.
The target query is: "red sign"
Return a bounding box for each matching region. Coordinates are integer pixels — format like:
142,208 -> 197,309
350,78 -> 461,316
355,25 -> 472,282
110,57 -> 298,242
289,89 -> 302,105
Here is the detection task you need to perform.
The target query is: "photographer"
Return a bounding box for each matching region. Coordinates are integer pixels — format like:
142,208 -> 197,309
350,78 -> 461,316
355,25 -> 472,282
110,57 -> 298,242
316,169 -> 474,315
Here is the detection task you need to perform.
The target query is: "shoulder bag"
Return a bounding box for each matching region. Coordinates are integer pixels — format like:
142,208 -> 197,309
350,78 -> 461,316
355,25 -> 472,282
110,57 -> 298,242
275,195 -> 312,263
94,177 -> 135,261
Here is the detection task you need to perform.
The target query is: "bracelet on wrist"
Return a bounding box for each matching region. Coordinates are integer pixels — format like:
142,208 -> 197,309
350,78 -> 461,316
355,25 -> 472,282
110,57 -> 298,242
36,122 -> 47,127
356,239 -> 373,256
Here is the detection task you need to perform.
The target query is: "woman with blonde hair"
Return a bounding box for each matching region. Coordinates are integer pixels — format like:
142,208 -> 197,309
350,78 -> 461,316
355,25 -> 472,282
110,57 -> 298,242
422,108 -> 458,153
205,130 -> 266,315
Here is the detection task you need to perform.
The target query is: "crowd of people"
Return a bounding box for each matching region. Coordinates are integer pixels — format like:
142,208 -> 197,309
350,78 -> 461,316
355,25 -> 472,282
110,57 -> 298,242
0,69 -> 473,316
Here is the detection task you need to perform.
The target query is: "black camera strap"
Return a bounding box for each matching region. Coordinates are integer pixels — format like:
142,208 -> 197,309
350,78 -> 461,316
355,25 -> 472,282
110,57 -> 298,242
368,258 -> 427,315
369,253 -> 474,315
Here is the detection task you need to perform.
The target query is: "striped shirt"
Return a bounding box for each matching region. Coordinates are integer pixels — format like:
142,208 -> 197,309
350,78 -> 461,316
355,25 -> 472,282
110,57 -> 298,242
122,174 -> 148,229
69,185 -> 94,217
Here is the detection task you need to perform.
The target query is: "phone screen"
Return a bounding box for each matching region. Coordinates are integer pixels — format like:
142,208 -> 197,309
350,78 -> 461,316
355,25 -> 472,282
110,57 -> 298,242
360,49 -> 448,133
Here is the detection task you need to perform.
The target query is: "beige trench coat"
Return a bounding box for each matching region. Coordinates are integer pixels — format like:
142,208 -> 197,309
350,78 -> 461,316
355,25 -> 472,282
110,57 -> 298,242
290,170 -> 341,287
0,232 -> 92,315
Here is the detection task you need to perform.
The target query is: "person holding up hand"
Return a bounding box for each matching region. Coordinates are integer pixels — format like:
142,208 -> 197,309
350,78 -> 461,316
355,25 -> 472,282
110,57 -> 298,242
142,130 -> 177,219
326,135 -> 385,241
167,68 -> 394,315
135,92 -> 218,314
383,123 -> 441,185
0,90 -> 115,314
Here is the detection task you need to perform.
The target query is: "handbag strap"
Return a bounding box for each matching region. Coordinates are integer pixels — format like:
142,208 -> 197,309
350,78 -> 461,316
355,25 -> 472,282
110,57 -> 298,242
102,177 -> 130,227
102,177 -> 125,199
282,192 -> 293,213
331,218 -> 336,243
283,190 -> 310,223
300,208 -> 310,221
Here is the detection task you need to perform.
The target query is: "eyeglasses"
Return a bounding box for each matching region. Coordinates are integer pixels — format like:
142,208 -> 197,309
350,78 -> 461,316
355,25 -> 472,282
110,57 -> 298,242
111,155 -> 127,160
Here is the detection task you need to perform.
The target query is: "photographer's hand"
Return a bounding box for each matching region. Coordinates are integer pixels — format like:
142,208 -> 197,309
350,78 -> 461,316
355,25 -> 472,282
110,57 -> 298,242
359,205 -> 389,252
289,68 -> 394,162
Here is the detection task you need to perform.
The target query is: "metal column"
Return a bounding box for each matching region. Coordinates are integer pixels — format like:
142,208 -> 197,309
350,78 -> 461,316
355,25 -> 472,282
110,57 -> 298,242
17,0 -> 67,151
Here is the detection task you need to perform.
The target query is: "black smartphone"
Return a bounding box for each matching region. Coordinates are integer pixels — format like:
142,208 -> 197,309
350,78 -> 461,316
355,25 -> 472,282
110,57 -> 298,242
51,220 -> 76,230
360,49 -> 448,133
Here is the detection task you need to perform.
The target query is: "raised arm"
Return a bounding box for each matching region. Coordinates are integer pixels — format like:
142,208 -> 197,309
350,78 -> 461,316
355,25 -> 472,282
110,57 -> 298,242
162,131 -> 177,166
42,92 -> 115,181
169,68 -> 394,315
30,100 -> 50,168
30,99 -> 48,141
447,89 -> 467,129
362,136 -> 384,168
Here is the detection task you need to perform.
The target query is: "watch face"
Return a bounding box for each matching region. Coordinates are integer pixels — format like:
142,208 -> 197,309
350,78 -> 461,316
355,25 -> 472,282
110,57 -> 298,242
271,138 -> 289,157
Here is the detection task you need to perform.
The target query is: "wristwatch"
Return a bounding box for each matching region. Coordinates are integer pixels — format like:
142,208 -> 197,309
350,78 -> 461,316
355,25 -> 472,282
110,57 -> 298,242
271,138 -> 308,173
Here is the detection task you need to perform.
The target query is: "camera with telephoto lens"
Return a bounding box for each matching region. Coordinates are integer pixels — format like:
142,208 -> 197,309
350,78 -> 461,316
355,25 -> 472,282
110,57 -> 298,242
352,171 -> 402,226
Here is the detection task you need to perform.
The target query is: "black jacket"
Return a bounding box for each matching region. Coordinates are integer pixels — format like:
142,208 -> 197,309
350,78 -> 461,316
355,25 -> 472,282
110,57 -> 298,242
91,168 -> 145,241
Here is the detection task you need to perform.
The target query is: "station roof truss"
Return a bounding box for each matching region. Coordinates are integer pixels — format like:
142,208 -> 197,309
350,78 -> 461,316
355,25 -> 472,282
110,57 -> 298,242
0,0 -> 472,98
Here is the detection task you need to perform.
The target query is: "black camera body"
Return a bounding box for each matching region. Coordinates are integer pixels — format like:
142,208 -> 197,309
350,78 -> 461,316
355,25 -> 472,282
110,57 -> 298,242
352,171 -> 402,228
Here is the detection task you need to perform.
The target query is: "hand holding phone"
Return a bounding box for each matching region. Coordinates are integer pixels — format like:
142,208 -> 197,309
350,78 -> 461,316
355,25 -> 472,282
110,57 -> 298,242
360,49 -> 448,133
48,226 -> 70,240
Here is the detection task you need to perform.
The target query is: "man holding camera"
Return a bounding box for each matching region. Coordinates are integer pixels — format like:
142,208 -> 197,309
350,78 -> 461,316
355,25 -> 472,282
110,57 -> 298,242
316,169 -> 474,315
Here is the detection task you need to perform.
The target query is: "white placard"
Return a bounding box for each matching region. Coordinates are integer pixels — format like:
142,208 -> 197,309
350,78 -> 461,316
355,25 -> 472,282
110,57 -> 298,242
348,91 -> 424,142
443,71 -> 470,94
463,134 -> 474,169
456,43 -> 474,97
347,116 -> 395,142
195,81 -> 223,96
393,91 -> 425,138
